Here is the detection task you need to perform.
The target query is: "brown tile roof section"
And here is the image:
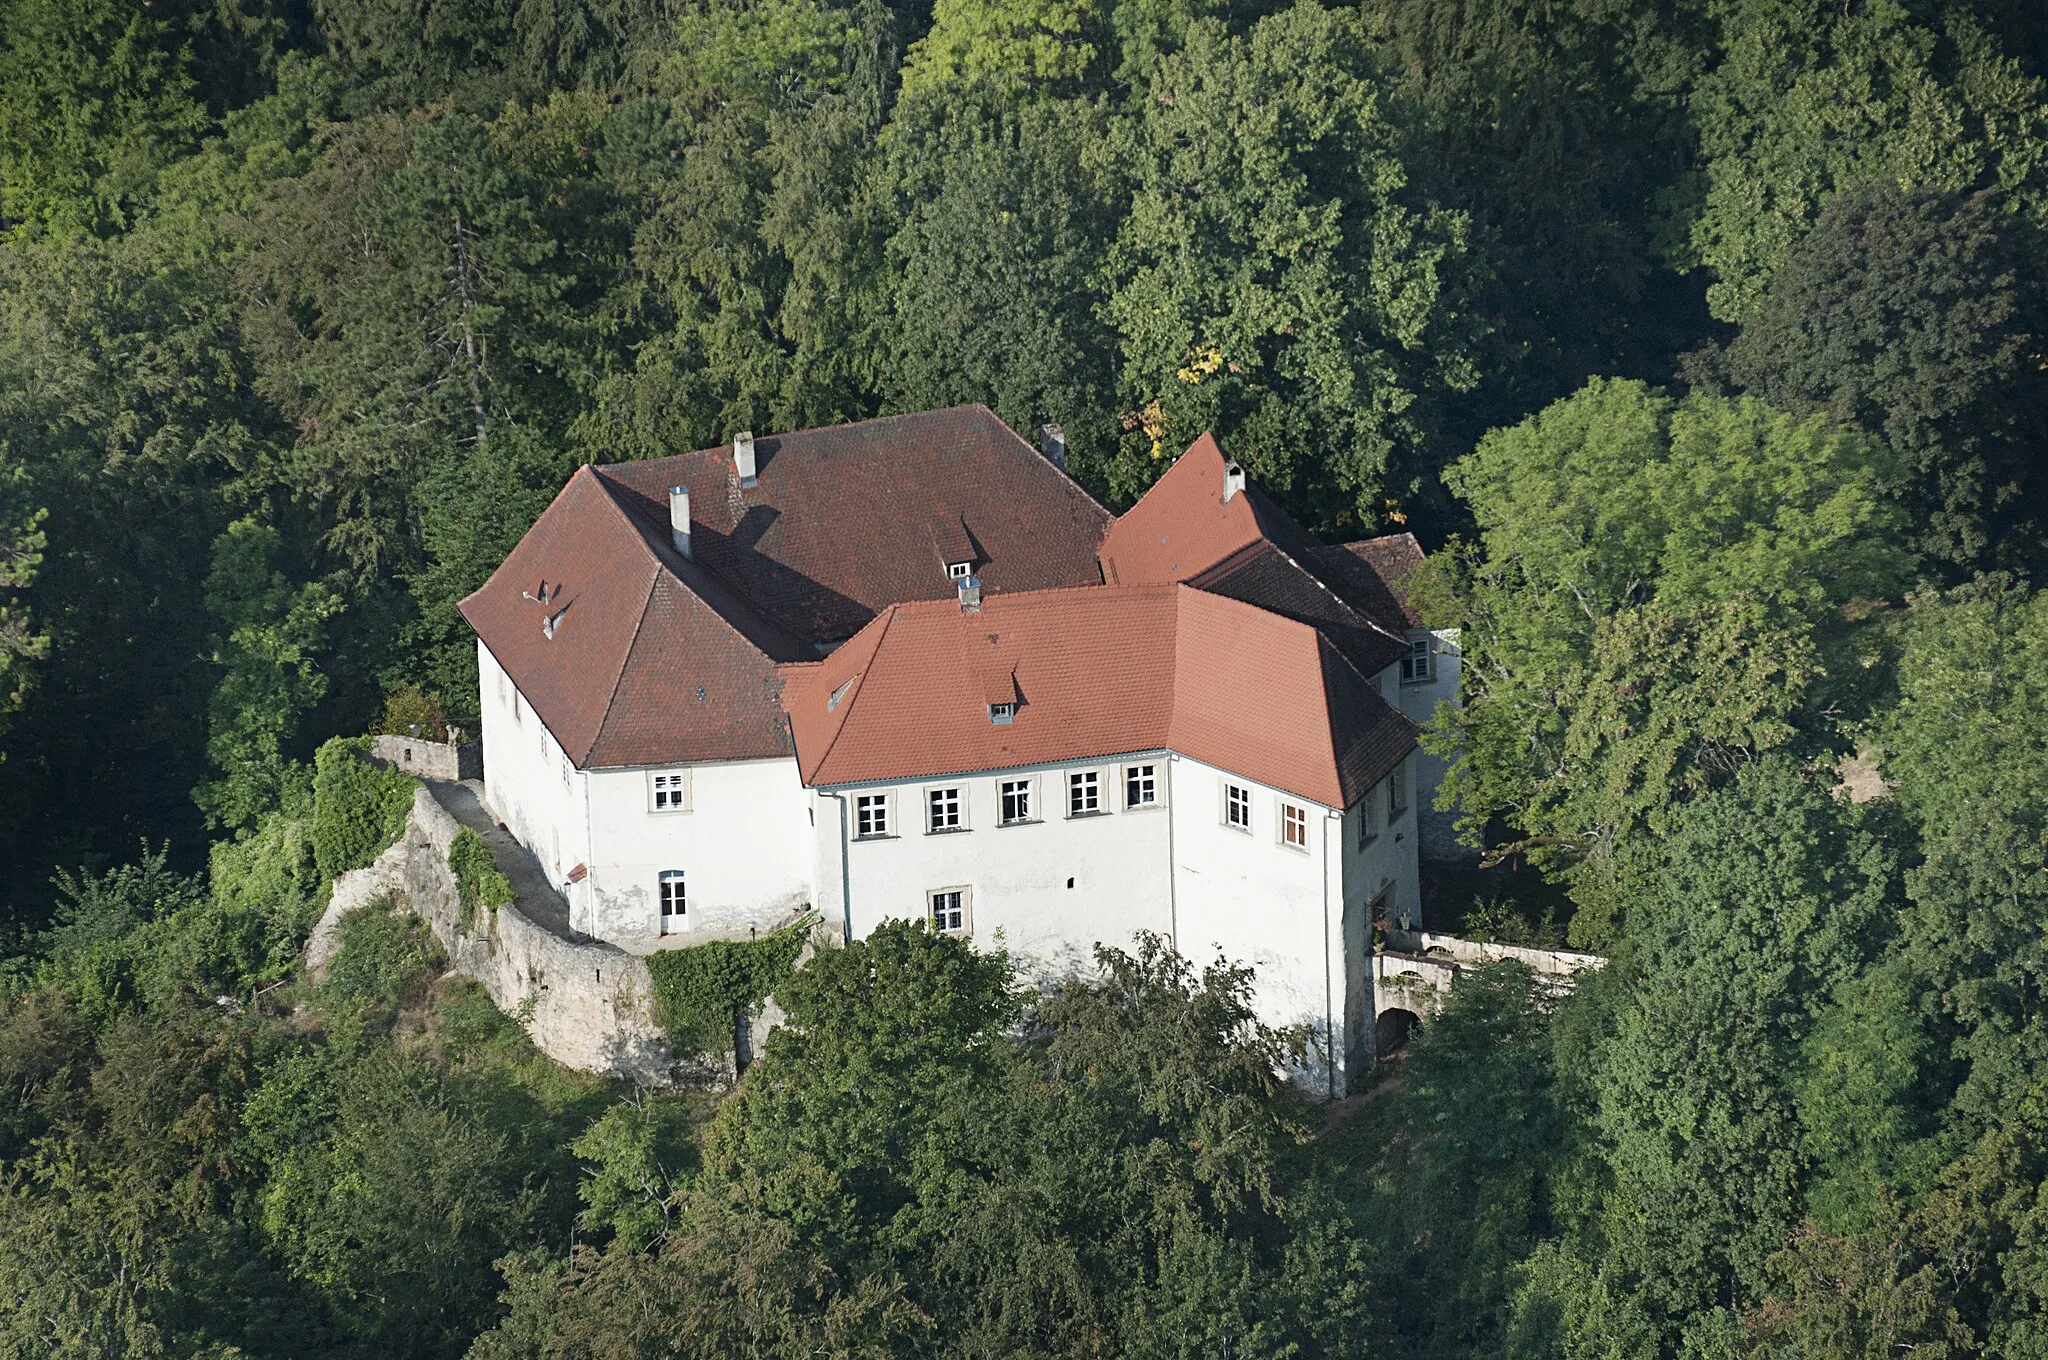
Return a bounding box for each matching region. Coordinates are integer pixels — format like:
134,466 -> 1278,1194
458,468 -> 794,769
1308,533 -> 1427,629
1101,434 -> 1410,676
598,406 -> 1110,643
780,584 -> 1416,809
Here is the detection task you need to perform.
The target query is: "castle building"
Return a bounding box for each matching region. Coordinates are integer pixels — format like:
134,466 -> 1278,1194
460,407 -> 1459,1094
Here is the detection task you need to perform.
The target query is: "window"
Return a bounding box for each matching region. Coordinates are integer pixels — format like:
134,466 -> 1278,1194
947,560 -> 973,580
560,749 -> 572,791
1224,782 -> 1251,830
855,793 -> 891,838
513,691 -> 523,725
1400,633 -> 1433,684
1357,790 -> 1381,849
658,871 -> 686,934
927,786 -> 962,833
929,887 -> 969,934
1000,779 -> 1033,825
1125,764 -> 1157,809
989,702 -> 1015,725
650,771 -> 689,812
1281,803 -> 1308,849
1068,770 -> 1101,816
1389,756 -> 1409,821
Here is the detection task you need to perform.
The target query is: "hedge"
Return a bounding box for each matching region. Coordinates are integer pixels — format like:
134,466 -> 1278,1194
311,737 -> 419,881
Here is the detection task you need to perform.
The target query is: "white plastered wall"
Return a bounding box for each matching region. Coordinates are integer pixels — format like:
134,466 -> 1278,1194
477,640 -> 594,910
1392,628 -> 1466,868
581,756 -> 813,950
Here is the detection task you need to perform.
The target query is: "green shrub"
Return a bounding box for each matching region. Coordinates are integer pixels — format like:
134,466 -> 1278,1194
645,920 -> 810,1055
449,828 -> 514,928
321,906 -> 441,1011
312,737 -> 418,881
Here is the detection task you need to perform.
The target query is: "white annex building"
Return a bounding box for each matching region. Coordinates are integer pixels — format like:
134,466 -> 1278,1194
460,408 -> 1461,1094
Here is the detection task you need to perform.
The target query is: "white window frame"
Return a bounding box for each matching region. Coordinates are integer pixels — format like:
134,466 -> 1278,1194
1124,763 -> 1158,810
999,778 -> 1035,826
926,786 -> 964,834
947,560 -> 973,581
658,870 -> 686,934
989,702 -> 1016,725
855,792 -> 893,839
1067,769 -> 1102,817
1389,756 -> 1409,822
1280,802 -> 1309,850
1401,633 -> 1434,685
648,770 -> 691,814
928,885 -> 971,935
1223,781 -> 1252,832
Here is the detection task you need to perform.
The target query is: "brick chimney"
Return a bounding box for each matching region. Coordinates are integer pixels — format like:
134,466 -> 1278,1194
1040,423 -> 1067,471
958,575 -> 982,613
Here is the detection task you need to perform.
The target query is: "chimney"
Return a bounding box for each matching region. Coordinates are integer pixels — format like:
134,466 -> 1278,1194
1040,423 -> 1067,472
733,431 -> 757,487
958,575 -> 982,613
669,485 -> 692,559
1222,461 -> 1245,503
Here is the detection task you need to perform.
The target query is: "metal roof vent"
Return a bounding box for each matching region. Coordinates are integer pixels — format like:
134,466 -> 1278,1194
733,431 -> 757,488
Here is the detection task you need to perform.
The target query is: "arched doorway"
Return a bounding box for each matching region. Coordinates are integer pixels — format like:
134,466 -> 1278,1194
1375,1007 -> 1422,1058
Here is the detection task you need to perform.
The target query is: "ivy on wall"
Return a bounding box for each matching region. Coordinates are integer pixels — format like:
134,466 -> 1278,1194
311,737 -> 418,880
645,919 -> 811,1056
448,828 -> 514,928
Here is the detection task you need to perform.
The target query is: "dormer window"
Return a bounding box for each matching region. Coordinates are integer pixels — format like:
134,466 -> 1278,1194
989,702 -> 1015,725
947,560 -> 973,581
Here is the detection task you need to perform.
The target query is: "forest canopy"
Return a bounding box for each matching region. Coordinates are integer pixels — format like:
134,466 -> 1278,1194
3,0 -> 2048,1357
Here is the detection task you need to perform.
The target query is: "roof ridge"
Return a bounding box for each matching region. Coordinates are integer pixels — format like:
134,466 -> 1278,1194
577,557 -> 663,767
805,603 -> 899,782
1267,538 -> 1410,648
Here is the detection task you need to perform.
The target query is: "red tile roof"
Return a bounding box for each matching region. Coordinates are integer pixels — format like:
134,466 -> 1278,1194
458,468 -> 796,769
597,406 -> 1109,643
780,584 -> 1416,809
1308,534 -> 1428,629
1100,435 -> 1410,676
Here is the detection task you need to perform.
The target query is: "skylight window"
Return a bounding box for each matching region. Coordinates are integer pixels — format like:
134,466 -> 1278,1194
827,677 -> 856,711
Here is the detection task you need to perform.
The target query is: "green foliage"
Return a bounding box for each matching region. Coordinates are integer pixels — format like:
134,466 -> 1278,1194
320,906 -> 441,1012
448,828 -> 514,929
1709,182 -> 2048,573
1681,0 -> 2048,324
1423,378 -> 1910,905
310,736 -> 417,881
569,1093 -> 707,1250
1102,0 -> 1476,523
644,919 -> 809,1055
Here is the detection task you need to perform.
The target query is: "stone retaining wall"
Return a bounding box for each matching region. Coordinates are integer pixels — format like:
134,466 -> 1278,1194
307,788 -> 709,1085
368,734 -> 482,783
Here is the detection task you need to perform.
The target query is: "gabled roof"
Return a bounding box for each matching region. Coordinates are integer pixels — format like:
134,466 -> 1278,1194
779,584 -> 1417,809
597,406 -> 1110,643
457,468 -> 795,770
1308,534 -> 1428,630
1099,435 -> 1411,676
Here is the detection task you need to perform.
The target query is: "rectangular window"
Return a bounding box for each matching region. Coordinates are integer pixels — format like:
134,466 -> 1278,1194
1125,763 -> 1157,809
560,749 -> 572,791
929,887 -> 969,934
989,702 -> 1015,725
1401,634 -> 1433,684
1281,803 -> 1308,849
1389,756 -> 1409,821
513,691 -> 523,725
1224,782 -> 1251,830
1358,790 -> 1380,849
650,771 -> 690,812
1000,779 -> 1033,825
1067,770 -> 1101,816
947,561 -> 973,580
927,786 -> 962,833
658,870 -> 685,934
855,793 -> 891,838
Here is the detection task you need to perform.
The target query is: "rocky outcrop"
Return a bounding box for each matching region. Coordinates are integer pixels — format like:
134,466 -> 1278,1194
306,786 -> 712,1086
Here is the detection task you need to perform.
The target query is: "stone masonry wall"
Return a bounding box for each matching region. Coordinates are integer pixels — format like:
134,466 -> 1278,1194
368,734 -> 483,783
307,788 -> 712,1085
